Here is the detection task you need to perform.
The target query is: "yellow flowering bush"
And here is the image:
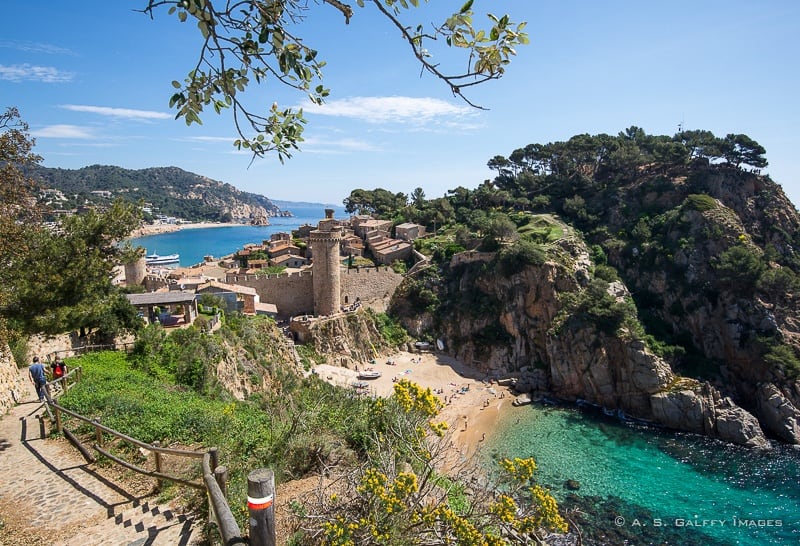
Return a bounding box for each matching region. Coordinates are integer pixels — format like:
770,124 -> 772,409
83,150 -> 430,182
293,381 -> 569,545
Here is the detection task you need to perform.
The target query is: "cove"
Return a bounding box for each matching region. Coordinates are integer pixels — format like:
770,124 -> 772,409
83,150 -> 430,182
484,404 -> 799,545
127,205 -> 345,267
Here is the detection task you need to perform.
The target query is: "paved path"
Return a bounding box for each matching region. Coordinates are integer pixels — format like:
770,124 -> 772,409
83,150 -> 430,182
0,372 -> 204,545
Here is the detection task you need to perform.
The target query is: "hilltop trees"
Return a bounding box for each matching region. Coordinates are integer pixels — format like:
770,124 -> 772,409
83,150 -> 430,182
142,0 -> 528,161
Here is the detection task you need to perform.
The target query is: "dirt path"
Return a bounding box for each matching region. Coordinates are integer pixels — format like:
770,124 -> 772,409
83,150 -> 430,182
0,370 -> 203,546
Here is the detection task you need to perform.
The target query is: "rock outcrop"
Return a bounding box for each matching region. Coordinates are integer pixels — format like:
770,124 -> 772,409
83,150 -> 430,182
547,331 -> 673,417
0,345 -> 25,414
755,383 -> 800,444
651,382 -> 768,448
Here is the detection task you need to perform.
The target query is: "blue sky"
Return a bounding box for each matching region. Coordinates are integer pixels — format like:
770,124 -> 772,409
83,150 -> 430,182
2,1 -> 799,207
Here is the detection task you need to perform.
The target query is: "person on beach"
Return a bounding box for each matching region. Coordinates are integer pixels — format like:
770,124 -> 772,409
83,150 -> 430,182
28,356 -> 47,402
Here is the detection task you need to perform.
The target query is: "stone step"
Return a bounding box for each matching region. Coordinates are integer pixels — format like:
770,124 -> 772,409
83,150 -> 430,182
60,498 -> 203,546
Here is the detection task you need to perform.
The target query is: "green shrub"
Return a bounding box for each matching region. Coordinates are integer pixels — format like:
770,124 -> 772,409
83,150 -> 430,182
683,193 -> 718,211
9,335 -> 30,368
497,239 -> 546,276
594,264 -> 619,282
714,245 -> 765,292
372,311 -> 409,346
763,343 -> 800,379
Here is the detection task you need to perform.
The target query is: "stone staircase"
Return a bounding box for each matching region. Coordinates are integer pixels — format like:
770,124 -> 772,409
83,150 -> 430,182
59,498 -> 201,546
0,372 -> 204,545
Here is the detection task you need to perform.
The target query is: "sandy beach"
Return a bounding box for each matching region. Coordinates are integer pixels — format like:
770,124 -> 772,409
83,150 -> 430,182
313,350 -> 522,462
128,221 -> 239,238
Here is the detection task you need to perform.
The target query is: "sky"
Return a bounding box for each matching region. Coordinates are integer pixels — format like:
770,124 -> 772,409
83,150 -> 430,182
2,1 -> 799,208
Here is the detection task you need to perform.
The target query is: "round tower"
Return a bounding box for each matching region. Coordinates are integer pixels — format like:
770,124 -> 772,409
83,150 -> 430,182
124,257 -> 147,286
309,209 -> 343,316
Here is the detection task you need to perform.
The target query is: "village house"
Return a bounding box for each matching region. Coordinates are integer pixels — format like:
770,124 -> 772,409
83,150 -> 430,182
395,222 -> 425,241
270,253 -> 308,269
371,238 -> 413,265
197,280 -> 260,315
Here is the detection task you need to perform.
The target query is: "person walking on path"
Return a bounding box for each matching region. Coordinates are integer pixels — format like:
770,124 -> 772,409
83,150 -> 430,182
51,356 -> 67,379
28,356 -> 47,402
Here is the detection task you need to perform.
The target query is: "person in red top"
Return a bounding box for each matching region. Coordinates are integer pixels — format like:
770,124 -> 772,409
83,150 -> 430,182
51,357 -> 67,380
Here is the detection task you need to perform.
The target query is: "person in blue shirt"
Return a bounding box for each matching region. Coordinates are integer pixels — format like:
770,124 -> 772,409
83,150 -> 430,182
28,356 -> 47,403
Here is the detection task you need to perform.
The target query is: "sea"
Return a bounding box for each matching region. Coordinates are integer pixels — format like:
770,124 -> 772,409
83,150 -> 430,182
128,202 -> 799,545
484,404 -> 800,545
127,204 -> 346,267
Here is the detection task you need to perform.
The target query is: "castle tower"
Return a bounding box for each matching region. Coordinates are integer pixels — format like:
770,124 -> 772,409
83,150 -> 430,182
309,209 -> 343,316
124,256 -> 147,286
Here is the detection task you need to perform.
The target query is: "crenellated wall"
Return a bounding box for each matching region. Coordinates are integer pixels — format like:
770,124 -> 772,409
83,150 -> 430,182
226,266 -> 404,318
340,266 -> 404,310
227,270 -> 315,317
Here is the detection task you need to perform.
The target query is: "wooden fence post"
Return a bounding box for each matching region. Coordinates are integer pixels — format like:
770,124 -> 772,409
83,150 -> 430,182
248,468 -> 276,546
53,403 -> 62,434
209,446 -> 219,473
153,440 -> 163,490
94,417 -> 103,446
38,414 -> 46,439
214,465 -> 228,498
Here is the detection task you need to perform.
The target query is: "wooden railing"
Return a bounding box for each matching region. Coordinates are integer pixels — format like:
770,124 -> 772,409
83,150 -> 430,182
42,367 -> 247,544
46,342 -> 135,361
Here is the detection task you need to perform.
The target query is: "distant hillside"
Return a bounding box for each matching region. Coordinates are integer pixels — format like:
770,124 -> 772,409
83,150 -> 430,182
31,164 -> 283,223
271,199 -> 344,210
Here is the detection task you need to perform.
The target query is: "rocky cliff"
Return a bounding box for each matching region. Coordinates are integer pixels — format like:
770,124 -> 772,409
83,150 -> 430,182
384,132 -> 800,448
397,229 -> 772,447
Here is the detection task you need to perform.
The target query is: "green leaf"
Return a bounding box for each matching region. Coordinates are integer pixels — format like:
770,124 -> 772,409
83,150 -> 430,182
459,0 -> 474,14
171,80 -> 182,89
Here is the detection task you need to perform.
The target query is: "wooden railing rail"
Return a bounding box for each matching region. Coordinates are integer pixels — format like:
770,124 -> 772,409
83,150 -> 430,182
46,342 -> 135,361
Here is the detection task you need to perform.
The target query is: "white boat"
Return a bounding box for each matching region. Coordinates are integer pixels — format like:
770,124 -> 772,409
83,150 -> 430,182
358,370 -> 382,380
145,252 -> 180,265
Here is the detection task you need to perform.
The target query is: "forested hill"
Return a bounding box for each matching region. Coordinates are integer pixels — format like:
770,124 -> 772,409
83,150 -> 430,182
368,126 -> 800,445
30,164 -> 282,222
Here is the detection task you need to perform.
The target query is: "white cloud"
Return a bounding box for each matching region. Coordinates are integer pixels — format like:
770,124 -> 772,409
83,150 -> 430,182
300,96 -> 474,124
0,40 -> 75,55
301,136 -> 382,154
184,136 -> 237,142
32,125 -> 94,139
61,104 -> 171,120
0,64 -> 73,83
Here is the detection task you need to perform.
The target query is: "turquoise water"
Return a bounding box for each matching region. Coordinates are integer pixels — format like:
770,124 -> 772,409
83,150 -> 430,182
127,205 -> 345,266
484,404 -> 800,545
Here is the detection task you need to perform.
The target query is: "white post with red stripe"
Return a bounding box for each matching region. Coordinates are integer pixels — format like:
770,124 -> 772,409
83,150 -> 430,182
248,468 -> 276,546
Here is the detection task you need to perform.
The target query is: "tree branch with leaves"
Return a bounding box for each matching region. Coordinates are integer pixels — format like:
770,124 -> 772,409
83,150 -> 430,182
142,0 -> 528,162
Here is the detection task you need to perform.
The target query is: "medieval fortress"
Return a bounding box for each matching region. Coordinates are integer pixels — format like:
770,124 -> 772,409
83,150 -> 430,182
128,209 -> 423,325
227,209 -> 409,317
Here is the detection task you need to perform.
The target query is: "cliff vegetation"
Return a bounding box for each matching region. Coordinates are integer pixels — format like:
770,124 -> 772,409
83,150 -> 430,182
349,127 -> 800,446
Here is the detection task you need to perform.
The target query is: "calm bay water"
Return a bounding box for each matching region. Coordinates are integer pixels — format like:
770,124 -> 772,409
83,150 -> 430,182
127,205 -> 344,266
485,404 -> 800,545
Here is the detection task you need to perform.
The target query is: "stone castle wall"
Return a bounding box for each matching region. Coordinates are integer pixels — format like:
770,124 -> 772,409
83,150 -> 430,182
340,266 -> 404,310
227,270 -> 315,317
227,266 -> 404,318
